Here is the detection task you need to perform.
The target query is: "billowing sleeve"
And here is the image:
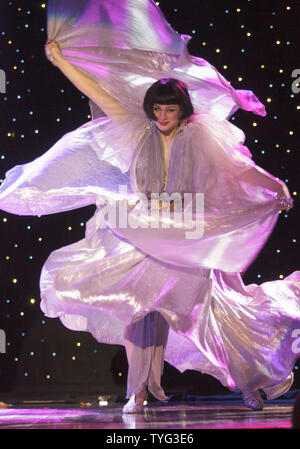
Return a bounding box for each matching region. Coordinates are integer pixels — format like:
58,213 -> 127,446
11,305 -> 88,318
0,109 -> 148,216
192,113 -> 256,177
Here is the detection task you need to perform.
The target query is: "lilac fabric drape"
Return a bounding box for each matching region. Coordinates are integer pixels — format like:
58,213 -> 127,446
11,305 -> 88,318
47,0 -> 266,120
0,0 -> 299,399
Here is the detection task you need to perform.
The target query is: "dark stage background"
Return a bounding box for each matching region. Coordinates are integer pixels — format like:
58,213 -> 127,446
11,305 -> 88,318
0,0 -> 299,400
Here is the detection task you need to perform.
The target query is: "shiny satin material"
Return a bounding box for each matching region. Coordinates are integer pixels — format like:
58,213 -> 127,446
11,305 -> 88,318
47,0 -> 266,120
0,0 -> 299,399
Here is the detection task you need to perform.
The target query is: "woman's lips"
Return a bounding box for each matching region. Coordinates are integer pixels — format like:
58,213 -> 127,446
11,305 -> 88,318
158,121 -> 168,126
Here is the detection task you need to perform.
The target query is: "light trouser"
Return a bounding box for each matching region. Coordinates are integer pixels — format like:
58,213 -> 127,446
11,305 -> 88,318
124,311 -> 169,401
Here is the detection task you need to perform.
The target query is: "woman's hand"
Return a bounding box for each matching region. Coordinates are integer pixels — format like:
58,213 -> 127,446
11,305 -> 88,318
276,180 -> 294,211
45,40 -> 64,67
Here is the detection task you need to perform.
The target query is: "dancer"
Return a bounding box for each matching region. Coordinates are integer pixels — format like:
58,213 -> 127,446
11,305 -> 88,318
0,0 -> 299,414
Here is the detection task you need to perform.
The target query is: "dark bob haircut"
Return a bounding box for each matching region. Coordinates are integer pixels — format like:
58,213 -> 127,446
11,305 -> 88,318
143,78 -> 194,121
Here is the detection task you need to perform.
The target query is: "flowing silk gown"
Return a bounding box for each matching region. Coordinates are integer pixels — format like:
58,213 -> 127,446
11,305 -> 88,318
0,0 -> 299,399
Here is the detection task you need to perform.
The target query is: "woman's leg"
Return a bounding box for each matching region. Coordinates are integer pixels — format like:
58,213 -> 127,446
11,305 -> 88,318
123,311 -> 169,411
124,337 -> 147,405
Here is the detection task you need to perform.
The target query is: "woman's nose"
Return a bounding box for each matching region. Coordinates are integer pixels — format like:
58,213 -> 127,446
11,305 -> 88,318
159,109 -> 167,120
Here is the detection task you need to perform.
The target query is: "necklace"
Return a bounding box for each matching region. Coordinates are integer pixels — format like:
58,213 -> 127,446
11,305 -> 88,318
162,172 -> 167,192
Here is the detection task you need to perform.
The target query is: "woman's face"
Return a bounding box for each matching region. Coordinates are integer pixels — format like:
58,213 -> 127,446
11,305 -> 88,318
153,104 -> 181,136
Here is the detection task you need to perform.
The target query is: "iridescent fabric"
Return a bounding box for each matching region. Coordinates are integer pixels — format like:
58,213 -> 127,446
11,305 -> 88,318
47,0 -> 267,121
0,0 -> 299,399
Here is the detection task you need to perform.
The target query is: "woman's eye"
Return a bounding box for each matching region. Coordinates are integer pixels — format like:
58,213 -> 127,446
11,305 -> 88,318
153,107 -> 176,112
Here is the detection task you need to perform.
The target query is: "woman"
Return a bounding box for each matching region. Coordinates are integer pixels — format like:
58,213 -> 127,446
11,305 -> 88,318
38,40 -> 300,411
1,1 -> 299,414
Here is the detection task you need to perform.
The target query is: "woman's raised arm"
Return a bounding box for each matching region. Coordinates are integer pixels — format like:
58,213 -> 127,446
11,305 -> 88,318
45,40 -> 127,120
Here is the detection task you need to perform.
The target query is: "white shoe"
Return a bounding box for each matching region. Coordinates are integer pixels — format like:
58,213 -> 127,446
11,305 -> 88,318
122,392 -> 147,414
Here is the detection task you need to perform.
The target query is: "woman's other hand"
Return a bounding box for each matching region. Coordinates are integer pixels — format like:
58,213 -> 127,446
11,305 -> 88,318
276,180 -> 294,211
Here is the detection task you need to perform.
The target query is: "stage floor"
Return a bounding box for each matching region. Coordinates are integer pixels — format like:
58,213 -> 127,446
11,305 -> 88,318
0,400 -> 296,429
